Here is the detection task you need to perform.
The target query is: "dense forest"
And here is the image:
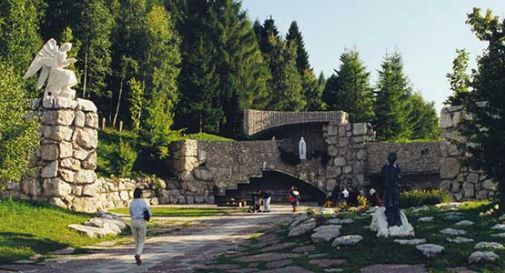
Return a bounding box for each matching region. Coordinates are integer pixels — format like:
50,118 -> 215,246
0,0 -> 439,140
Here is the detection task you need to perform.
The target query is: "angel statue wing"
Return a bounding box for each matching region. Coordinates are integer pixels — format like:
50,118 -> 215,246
24,39 -> 59,89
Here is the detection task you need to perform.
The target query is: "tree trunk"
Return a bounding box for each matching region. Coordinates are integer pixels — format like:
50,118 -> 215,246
113,73 -> 124,128
83,48 -> 88,98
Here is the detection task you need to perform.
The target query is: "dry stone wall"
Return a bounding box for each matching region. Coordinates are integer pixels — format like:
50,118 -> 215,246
439,106 -> 497,200
18,97 -> 100,212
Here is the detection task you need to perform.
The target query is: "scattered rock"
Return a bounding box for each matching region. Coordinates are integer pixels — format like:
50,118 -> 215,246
412,206 -> 430,213
311,225 -> 341,243
468,251 -> 499,263
68,211 -> 127,238
309,259 -> 346,267
235,252 -> 298,263
455,220 -> 475,226
289,214 -> 310,229
416,244 -> 445,258
440,228 -> 466,236
254,266 -> 314,273
360,264 -> 427,273
288,219 -> 316,237
327,218 -> 354,225
292,245 -> 316,253
491,233 -> 505,238
332,235 -> 363,246
68,224 -> 116,238
417,217 -> 434,222
447,237 -> 474,243
474,241 -> 504,250
265,259 -> 292,269
394,238 -> 427,245
491,224 -> 505,231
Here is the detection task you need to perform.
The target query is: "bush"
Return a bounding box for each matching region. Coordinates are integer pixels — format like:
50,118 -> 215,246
114,141 -> 138,177
400,189 -> 451,208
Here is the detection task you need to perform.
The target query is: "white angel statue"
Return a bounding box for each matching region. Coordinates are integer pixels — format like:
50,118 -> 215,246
24,38 -> 78,99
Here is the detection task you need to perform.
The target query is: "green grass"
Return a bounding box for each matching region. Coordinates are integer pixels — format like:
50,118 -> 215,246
200,201 -> 505,273
0,198 -> 116,264
109,206 -> 242,217
183,132 -> 233,142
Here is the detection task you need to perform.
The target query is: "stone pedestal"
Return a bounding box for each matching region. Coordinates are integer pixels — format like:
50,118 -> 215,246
24,96 -> 99,212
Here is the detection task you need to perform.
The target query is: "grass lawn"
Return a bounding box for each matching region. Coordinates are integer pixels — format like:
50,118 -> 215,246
109,206 -> 243,217
201,201 -> 505,273
0,198 -> 116,264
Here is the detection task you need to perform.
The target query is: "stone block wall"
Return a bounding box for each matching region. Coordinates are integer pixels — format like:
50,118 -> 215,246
323,121 -> 375,191
439,106 -> 497,200
18,96 -> 100,212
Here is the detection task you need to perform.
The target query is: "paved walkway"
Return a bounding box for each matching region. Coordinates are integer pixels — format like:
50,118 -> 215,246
3,206 -> 295,273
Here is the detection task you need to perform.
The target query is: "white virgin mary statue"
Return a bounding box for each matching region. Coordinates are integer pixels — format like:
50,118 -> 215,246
24,38 -> 78,99
299,137 -> 307,160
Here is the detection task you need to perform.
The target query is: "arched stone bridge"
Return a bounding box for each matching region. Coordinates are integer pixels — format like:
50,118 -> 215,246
244,109 -> 348,135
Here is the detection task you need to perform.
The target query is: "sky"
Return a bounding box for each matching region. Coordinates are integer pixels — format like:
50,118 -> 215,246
241,0 -> 505,114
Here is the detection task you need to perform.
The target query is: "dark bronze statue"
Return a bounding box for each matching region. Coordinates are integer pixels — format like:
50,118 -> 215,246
382,152 -> 402,227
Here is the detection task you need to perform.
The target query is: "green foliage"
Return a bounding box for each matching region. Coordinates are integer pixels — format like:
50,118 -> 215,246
462,8 -> 505,211
373,52 -> 413,141
0,62 -> 38,183
128,78 -> 143,132
286,21 -> 311,74
183,133 -> 233,142
400,189 -> 451,208
406,93 -> 440,140
446,49 -> 471,106
0,0 -> 43,96
323,49 -> 374,122
304,72 -> 326,111
0,198 -> 113,263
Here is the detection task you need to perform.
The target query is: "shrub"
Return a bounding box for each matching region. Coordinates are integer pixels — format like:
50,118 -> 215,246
400,189 -> 451,208
113,141 -> 138,177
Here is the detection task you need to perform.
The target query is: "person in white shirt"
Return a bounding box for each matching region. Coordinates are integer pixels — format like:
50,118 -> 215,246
129,188 -> 151,265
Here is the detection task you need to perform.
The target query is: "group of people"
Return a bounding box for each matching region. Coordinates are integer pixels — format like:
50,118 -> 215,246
249,186 -> 302,213
330,186 -> 382,207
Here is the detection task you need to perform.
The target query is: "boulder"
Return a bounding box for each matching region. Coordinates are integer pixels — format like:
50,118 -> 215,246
455,220 -> 475,226
394,238 -> 427,245
370,207 -> 415,237
332,235 -> 363,246
416,244 -> 444,258
447,237 -> 474,243
288,219 -> 316,237
68,224 -> 115,238
474,242 -> 504,250
418,217 -> 434,222
327,218 -> 354,225
440,228 -> 467,236
289,214 -> 309,229
468,251 -> 499,264
492,224 -> 505,231
311,225 -> 341,243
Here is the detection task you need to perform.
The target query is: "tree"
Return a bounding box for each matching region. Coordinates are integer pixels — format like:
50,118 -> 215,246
266,38 -> 305,111
461,8 -> 505,211
323,49 -> 374,122
60,27 -> 81,81
304,71 -> 326,111
77,0 -> 114,106
286,21 -> 310,74
0,0 -> 43,92
207,0 -> 270,137
0,61 -> 38,184
446,49 -> 471,106
406,93 -> 440,140
373,52 -> 412,140
39,0 -> 81,41
128,78 -> 143,132
138,5 -> 181,159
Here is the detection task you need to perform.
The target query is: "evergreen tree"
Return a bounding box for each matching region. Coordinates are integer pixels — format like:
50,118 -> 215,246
304,71 -> 326,111
286,21 -> 310,74
207,0 -> 270,137
462,8 -> 505,211
128,78 -> 143,132
446,49 -> 471,106
407,93 -> 440,140
0,61 -> 38,183
322,74 -> 339,109
39,0 -> 82,41
77,0 -> 114,109
373,52 -> 412,140
140,4 -> 181,158
267,38 -> 305,111
323,49 -> 374,122
0,0 -> 43,88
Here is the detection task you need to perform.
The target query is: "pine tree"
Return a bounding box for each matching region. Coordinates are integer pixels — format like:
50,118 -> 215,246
207,0 -> 270,137
323,49 -> 374,122
373,52 -> 412,140
286,21 -> 310,74
0,0 -> 43,90
77,0 -> 114,108
304,71 -> 326,111
446,49 -> 471,106
128,78 -> 143,132
462,8 -> 505,210
407,93 -> 439,140
39,0 -> 82,41
267,37 -> 305,111
0,61 -> 38,183
140,4 -> 181,158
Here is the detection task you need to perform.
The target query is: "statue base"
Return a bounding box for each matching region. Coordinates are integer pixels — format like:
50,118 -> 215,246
370,207 -> 415,238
